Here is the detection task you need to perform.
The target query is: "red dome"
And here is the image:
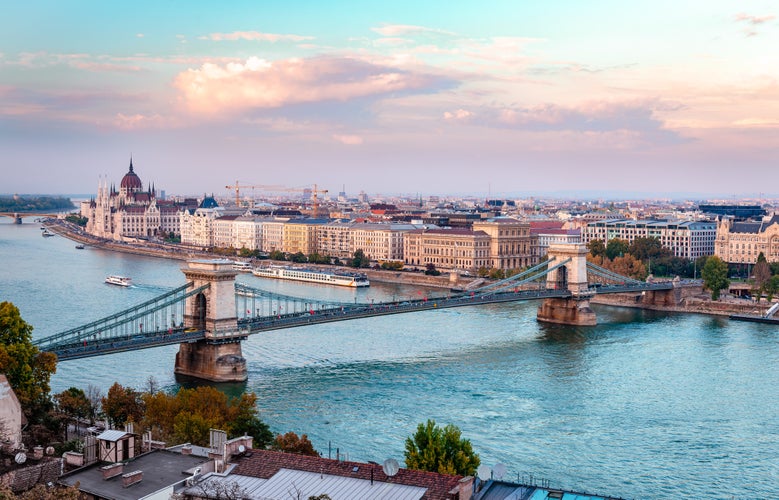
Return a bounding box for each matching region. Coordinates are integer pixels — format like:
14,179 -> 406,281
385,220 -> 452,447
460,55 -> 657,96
120,159 -> 142,191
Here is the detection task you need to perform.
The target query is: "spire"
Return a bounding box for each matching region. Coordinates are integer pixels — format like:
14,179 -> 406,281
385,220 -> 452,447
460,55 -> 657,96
129,154 -> 134,173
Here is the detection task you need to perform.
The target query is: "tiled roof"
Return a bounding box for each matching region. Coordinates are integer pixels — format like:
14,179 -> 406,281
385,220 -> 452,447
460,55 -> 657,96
232,449 -> 463,500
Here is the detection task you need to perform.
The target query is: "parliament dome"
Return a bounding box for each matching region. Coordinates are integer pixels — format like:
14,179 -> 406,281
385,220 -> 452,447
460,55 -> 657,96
120,158 -> 142,191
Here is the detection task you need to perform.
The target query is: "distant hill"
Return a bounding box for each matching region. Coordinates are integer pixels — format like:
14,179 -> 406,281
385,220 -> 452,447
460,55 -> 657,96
0,195 -> 75,212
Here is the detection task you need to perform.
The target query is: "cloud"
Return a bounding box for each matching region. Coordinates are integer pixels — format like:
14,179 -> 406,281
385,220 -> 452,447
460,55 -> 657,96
443,109 -> 472,121
201,31 -> 314,43
136,33 -> 144,38
734,12 -> 776,25
113,113 -> 172,130
173,55 -> 455,115
371,24 -> 456,37
332,134 -> 364,145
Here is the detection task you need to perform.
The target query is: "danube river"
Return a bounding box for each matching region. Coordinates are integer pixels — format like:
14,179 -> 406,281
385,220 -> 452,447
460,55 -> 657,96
2,217 -> 778,499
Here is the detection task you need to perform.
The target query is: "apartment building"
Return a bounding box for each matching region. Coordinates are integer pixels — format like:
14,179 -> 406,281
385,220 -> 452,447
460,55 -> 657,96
282,218 -> 329,255
349,222 -> 416,262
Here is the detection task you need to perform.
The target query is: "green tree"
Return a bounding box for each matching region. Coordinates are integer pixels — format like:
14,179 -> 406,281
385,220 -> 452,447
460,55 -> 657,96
754,252 -> 771,292
701,256 -> 730,300
404,419 -> 480,476
271,431 -> 319,456
54,387 -> 91,440
605,238 -> 630,260
269,250 -> 286,261
351,249 -> 370,268
290,251 -> 307,263
628,237 -> 669,261
0,301 -> 58,422
425,263 -> 441,276
587,239 -> 606,258
765,275 -> 779,302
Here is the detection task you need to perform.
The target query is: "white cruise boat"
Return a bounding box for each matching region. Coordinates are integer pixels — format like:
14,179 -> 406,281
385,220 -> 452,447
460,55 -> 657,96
232,261 -> 253,272
252,266 -> 369,287
105,275 -> 132,287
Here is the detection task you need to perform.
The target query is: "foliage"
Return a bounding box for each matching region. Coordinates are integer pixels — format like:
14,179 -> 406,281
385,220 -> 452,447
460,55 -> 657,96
605,238 -> 630,260
628,237 -> 669,261
350,249 -> 370,268
101,382 -> 144,428
404,419 -> 480,476
701,256 -> 730,300
765,275 -> 779,302
380,260 -> 404,270
239,247 -> 263,258
140,386 -> 272,447
476,266 -> 490,278
55,387 -> 91,439
587,239 -> 606,258
423,263 -> 441,276
0,483 -> 81,499
164,231 -> 181,243
308,252 -> 332,264
269,250 -> 287,261
487,267 -> 505,279
587,254 -> 647,280
0,301 -> 57,423
754,253 -> 771,291
0,195 -> 74,212
64,214 -> 88,226
271,431 -> 319,456
290,251 -> 308,263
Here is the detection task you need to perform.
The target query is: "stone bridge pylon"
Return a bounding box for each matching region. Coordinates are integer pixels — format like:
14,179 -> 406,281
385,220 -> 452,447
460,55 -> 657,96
175,259 -> 248,382
536,244 -> 597,326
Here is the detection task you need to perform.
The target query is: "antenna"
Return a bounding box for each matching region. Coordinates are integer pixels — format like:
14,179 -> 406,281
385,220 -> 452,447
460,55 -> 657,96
15,453 -> 27,464
238,444 -> 246,454
477,464 -> 492,480
493,463 -> 507,480
382,458 -> 399,477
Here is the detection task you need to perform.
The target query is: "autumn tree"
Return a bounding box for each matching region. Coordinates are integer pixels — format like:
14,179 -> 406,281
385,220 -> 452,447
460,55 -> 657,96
753,252 -> 771,293
0,301 -> 58,423
605,238 -> 630,260
701,256 -> 730,300
54,387 -> 91,440
404,419 -> 480,476
271,431 -> 319,456
102,382 -> 144,428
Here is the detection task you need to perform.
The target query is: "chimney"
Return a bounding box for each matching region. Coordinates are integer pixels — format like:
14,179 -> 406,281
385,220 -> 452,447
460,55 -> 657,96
122,470 -> 143,488
458,476 -> 475,500
181,445 -> 193,455
101,462 -> 124,480
33,446 -> 44,460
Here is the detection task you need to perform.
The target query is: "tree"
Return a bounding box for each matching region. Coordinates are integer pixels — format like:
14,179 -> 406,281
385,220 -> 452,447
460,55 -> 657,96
404,419 -> 480,476
628,237 -> 668,262
425,263 -> 441,276
102,382 -> 144,428
271,431 -> 319,456
587,239 -> 606,258
0,483 -> 80,499
605,238 -> 630,260
351,249 -> 370,268
54,387 -> 91,440
290,251 -> 307,263
701,256 -> 730,300
765,275 -> 779,302
269,250 -> 286,261
0,301 -> 57,422
754,252 -> 771,292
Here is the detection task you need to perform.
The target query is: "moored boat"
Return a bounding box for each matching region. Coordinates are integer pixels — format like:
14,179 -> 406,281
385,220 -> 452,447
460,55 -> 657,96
105,275 -> 132,287
75,244 -> 85,249
41,230 -> 54,237
232,261 -> 253,272
252,265 -> 369,287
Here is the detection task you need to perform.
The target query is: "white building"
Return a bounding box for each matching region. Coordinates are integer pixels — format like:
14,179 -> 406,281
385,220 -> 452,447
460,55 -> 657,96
582,219 -> 716,259
179,196 -> 223,248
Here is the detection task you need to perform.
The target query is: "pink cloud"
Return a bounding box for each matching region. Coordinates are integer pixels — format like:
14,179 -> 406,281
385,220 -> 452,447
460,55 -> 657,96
173,56 -> 453,114
201,31 -> 314,43
372,24 -> 456,37
734,12 -> 776,25
332,134 -> 364,145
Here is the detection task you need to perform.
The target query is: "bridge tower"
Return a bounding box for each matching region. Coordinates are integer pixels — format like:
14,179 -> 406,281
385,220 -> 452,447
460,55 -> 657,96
536,243 -> 597,326
174,259 -> 247,382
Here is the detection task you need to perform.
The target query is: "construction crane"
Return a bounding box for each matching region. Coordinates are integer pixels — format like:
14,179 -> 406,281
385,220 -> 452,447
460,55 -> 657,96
225,181 -> 287,207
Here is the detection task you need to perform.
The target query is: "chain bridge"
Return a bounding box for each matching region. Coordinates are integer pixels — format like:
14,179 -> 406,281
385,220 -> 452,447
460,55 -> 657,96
34,244 -> 677,382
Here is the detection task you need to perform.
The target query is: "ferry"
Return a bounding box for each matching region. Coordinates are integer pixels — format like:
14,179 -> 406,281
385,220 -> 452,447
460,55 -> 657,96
232,261 -> 253,272
252,265 -> 369,287
41,230 -> 54,237
105,275 -> 132,287
75,244 -> 85,249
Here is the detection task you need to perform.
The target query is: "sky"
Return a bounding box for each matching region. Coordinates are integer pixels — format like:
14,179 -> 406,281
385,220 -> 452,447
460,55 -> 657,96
1,0 -> 778,199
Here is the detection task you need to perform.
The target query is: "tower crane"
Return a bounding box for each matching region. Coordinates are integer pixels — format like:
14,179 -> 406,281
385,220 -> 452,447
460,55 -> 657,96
226,181 -> 329,214
225,181 -> 287,207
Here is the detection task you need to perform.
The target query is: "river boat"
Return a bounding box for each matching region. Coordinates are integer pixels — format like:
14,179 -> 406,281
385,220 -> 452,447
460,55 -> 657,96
41,230 -> 54,237
75,244 -> 85,249
232,261 -> 253,272
252,265 -> 369,287
105,275 -> 132,287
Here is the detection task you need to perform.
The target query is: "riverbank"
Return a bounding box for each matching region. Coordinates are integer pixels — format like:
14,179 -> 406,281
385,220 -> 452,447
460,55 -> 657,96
42,218 -> 467,289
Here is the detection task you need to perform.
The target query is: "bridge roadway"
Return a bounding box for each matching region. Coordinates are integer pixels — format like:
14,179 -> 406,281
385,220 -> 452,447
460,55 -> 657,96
49,282 -> 673,361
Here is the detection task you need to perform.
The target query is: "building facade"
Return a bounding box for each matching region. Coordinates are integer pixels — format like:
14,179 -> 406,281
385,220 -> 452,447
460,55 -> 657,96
715,215 -> 779,264
403,228 -> 492,271
472,217 -> 537,269
582,219 -> 716,259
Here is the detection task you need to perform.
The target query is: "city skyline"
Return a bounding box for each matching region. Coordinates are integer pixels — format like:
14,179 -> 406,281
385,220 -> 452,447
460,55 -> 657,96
2,1 -> 778,198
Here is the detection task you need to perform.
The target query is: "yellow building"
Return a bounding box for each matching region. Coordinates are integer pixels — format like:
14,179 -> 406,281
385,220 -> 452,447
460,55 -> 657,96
715,215 -> 779,264
403,228 -> 492,271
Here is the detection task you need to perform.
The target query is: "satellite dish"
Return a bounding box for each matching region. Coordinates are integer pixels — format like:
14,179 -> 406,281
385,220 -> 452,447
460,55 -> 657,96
382,458 -> 399,477
238,445 -> 246,453
15,453 -> 27,464
45,446 -> 55,455
493,463 -> 507,480
476,464 -> 491,479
